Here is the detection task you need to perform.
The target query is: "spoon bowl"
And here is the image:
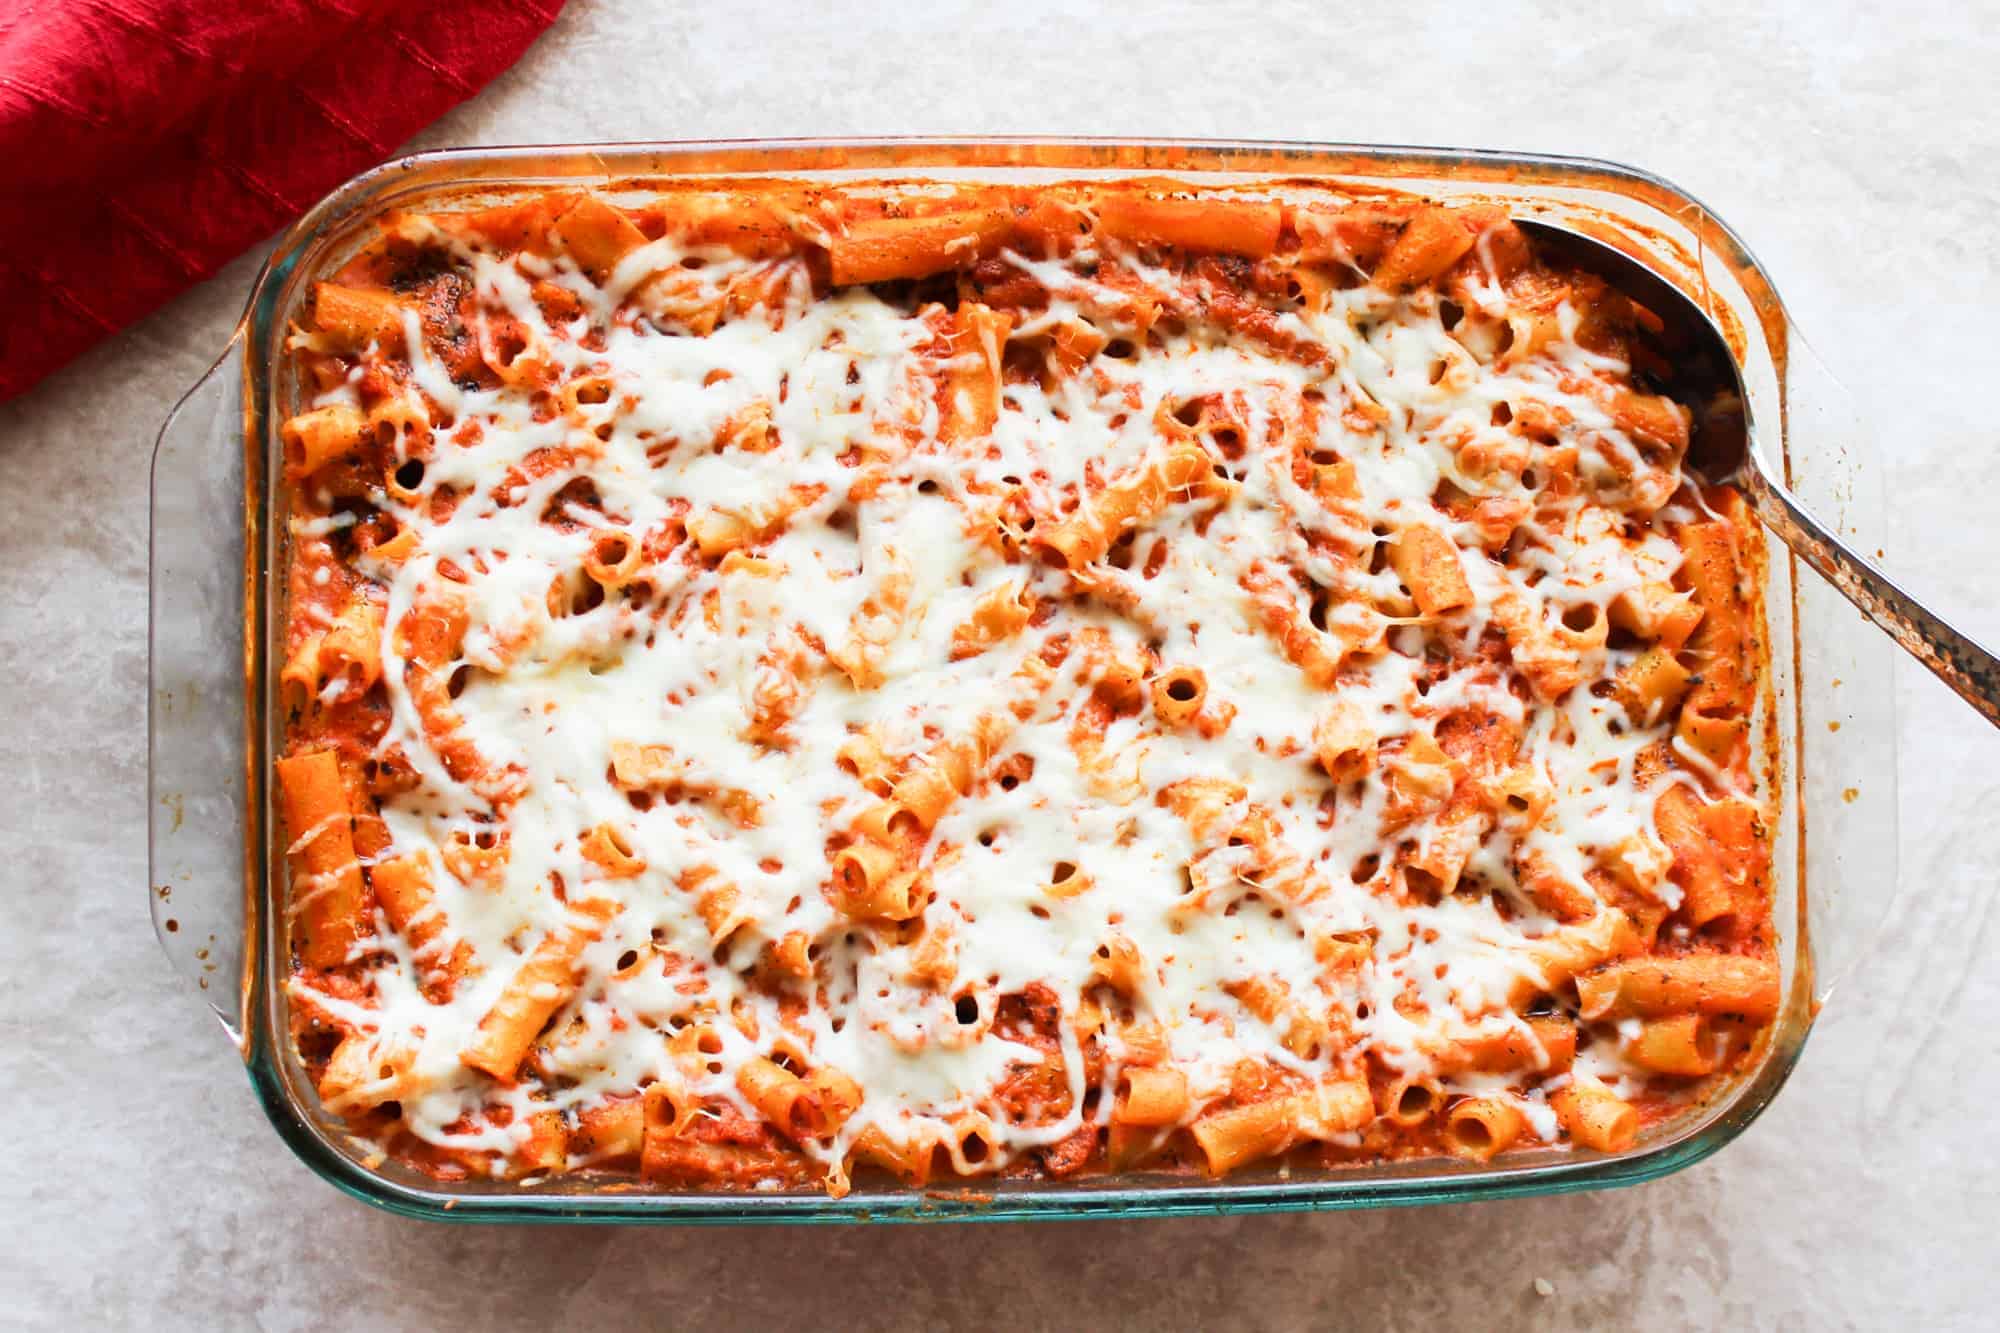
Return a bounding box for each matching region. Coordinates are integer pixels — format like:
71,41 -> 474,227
1516,217 -> 2000,729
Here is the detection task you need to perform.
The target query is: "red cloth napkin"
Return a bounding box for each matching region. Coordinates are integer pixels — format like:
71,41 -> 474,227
0,0 -> 566,403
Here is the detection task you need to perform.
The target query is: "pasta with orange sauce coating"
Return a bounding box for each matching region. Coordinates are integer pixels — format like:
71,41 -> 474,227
274,179 -> 1775,1191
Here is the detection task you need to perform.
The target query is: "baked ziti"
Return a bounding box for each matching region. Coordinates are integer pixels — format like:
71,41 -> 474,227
275,180 -> 1776,1192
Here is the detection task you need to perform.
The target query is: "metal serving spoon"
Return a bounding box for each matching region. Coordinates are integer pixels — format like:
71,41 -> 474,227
1515,218 -> 2000,729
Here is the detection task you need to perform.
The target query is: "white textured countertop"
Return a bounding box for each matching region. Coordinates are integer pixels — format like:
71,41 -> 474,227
7,2 -> 1998,1327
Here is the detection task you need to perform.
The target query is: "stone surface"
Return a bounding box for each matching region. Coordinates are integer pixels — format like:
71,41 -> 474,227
5,1 -> 1998,1327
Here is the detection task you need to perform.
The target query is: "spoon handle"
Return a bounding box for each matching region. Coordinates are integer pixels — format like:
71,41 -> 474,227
1744,462 -> 2000,728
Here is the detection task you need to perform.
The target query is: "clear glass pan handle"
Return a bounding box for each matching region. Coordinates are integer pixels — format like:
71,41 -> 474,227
1784,326 -> 1903,1002
148,337 -> 253,1049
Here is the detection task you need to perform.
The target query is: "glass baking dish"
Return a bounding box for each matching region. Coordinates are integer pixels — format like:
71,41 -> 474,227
147,137 -> 1899,1223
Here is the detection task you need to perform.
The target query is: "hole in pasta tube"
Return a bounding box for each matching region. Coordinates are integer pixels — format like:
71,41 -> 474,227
1103,338 -> 1136,360
492,327 -> 528,368
1108,532 -> 1137,570
955,995 -> 981,1025
1446,1111 -> 1493,1155
1562,603 -> 1600,633
1606,626 -> 1644,653
790,1098 -> 826,1139
393,458 -> 426,493
1394,1082 -> 1438,1123
1491,401 -> 1513,426
960,1131 -> 991,1165
1051,861 -> 1078,885
1165,676 -> 1199,703
1440,299 -> 1464,330
447,665 -> 472,699
593,532 -> 632,567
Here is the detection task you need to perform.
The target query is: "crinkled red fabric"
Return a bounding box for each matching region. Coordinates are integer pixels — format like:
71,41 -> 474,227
0,0 -> 565,402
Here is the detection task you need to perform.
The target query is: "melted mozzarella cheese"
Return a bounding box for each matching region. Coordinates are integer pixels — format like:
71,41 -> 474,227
291,201 -> 1759,1184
